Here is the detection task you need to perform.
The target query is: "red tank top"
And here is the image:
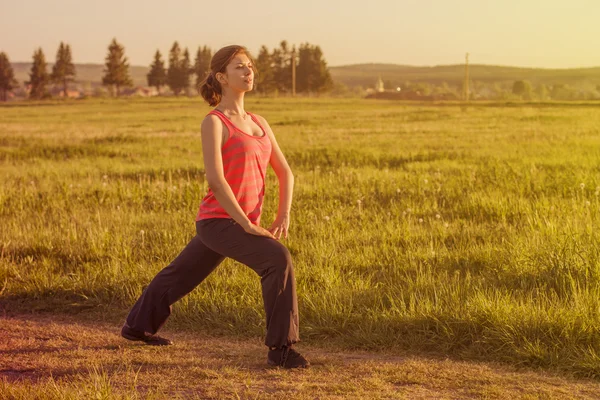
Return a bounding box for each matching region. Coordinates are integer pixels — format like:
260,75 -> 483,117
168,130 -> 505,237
196,110 -> 272,225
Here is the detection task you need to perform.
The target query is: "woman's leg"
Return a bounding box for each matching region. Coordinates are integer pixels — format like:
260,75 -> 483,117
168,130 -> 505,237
197,218 -> 299,348
125,234 -> 225,336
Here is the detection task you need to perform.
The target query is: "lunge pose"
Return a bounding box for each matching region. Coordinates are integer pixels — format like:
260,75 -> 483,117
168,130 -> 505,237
121,45 -> 309,369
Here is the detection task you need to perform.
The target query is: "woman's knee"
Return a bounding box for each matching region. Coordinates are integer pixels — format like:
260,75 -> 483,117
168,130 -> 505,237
271,244 -> 293,271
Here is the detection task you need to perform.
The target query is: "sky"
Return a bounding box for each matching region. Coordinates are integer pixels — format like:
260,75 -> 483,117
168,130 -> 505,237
1,0 -> 599,69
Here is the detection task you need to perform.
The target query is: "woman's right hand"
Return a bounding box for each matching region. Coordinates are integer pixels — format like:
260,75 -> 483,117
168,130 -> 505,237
243,222 -> 276,239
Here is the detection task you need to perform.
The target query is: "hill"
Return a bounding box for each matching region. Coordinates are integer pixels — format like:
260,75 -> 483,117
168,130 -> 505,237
329,63 -> 600,88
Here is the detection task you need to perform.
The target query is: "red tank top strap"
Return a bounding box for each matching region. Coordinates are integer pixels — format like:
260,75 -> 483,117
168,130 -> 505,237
246,112 -> 265,132
208,109 -> 234,139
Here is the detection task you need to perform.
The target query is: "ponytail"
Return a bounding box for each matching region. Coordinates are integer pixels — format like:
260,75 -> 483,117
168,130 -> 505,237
200,73 -> 222,107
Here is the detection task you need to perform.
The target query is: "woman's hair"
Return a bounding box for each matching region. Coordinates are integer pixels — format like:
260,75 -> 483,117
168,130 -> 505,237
199,45 -> 257,106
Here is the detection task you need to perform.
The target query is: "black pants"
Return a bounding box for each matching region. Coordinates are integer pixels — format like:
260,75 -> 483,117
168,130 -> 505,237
125,218 -> 300,348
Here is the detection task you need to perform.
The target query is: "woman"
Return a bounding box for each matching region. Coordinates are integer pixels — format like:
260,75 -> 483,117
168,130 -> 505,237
121,45 -> 309,369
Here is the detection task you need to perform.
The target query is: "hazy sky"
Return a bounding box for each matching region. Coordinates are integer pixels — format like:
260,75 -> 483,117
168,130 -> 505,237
1,0 -> 599,68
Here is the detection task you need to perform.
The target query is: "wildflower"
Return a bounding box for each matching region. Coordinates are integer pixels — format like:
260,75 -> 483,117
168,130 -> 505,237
580,183 -> 585,190
140,230 -> 145,235
436,214 -> 441,219
396,188 -> 401,194
102,182 -> 107,187
324,216 -> 330,221
419,218 -> 424,223
585,201 -> 591,207
444,222 -> 449,228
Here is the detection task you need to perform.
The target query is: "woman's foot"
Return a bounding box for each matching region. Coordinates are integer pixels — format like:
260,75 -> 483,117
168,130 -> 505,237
267,345 -> 310,368
121,325 -> 173,346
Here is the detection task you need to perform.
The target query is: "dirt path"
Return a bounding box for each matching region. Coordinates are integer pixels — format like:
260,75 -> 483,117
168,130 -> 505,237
1,313 -> 600,399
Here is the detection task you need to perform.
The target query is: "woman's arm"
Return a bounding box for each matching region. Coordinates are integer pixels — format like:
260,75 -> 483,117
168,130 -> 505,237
256,115 -> 294,239
201,115 -> 274,238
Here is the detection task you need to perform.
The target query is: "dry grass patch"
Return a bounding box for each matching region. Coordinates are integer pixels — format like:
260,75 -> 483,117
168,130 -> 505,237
1,313 -> 600,399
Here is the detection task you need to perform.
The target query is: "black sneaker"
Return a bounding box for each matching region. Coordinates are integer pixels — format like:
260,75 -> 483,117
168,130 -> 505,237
121,325 -> 173,346
268,345 -> 310,368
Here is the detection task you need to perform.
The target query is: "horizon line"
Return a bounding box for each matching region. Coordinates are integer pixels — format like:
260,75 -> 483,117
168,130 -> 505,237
8,60 -> 600,71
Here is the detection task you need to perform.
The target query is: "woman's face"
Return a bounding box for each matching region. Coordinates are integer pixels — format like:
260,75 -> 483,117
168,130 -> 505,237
218,53 -> 254,92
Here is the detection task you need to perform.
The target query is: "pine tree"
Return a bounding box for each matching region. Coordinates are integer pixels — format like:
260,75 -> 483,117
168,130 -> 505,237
167,42 -> 182,95
296,43 -> 314,94
313,45 -> 333,93
101,38 -> 132,97
147,50 -> 167,94
194,45 -> 212,94
180,48 -> 192,96
0,52 -> 18,101
51,42 -> 76,97
255,45 -> 274,94
26,48 -> 50,99
272,41 -> 292,94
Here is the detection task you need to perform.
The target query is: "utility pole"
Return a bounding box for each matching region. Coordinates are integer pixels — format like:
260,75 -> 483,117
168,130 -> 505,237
463,52 -> 470,102
291,47 -> 296,97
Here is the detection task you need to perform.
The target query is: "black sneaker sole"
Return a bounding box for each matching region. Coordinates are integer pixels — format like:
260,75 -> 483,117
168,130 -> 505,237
121,331 -> 173,346
267,359 -> 309,368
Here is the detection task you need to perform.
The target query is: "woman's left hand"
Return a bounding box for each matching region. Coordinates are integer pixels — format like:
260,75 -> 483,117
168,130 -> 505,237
268,214 -> 290,240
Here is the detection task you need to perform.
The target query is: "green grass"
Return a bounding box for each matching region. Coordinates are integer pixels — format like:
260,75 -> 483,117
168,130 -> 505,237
1,97 -> 600,377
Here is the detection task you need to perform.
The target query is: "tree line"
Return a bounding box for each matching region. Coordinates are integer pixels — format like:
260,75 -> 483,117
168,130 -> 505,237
0,39 -> 333,100
0,42 -> 75,100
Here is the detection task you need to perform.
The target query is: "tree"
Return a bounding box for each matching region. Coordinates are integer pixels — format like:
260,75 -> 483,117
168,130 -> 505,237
255,45 -> 275,94
102,38 -> 132,96
0,52 -> 18,101
296,43 -> 333,94
180,48 -> 192,95
167,42 -> 183,95
147,50 -> 167,94
26,48 -> 50,99
51,42 -> 76,97
512,80 -> 532,100
194,46 -> 212,94
272,41 -> 292,94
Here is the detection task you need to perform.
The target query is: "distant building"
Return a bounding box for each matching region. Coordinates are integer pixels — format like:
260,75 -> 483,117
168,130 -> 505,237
54,89 -> 82,98
375,76 -> 385,93
121,86 -> 159,97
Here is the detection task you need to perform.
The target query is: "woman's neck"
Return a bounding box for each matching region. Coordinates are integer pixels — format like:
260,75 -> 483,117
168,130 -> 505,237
217,91 -> 245,116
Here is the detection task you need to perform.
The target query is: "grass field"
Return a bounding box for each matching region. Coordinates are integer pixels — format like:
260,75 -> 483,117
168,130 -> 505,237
1,97 -> 600,387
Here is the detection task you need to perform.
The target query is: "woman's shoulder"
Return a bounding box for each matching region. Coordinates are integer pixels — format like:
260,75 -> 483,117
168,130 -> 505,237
201,113 -> 224,131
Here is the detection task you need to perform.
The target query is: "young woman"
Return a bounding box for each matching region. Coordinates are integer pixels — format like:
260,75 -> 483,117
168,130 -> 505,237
121,45 -> 309,369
